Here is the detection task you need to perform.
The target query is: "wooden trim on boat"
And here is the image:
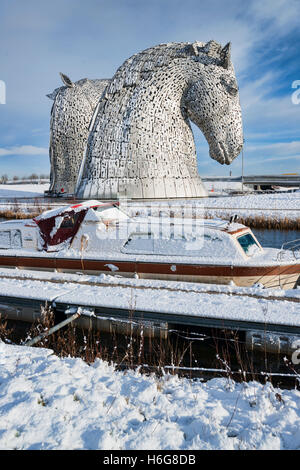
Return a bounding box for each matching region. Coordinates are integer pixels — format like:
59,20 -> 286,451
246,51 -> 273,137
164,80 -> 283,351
0,255 -> 299,278
225,227 -> 247,235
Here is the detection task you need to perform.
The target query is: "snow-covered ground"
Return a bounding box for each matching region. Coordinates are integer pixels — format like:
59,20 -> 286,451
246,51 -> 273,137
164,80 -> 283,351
203,180 -> 253,194
128,190 -> 300,223
203,191 -> 300,221
0,183 -> 299,223
205,191 -> 300,211
0,183 -> 49,199
0,341 -> 300,450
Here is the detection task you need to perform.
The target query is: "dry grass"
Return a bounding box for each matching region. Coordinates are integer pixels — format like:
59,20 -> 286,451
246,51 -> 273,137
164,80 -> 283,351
204,213 -> 300,230
0,196 -> 299,230
0,210 -> 43,220
0,305 -> 197,376
1,308 -> 299,387
0,198 -> 52,220
234,215 -> 300,231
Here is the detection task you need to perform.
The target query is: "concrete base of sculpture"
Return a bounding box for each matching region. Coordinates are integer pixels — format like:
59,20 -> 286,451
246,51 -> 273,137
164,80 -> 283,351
78,176 -> 207,199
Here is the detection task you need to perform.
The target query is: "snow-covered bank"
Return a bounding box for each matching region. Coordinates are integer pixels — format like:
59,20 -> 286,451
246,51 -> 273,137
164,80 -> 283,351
0,184 -> 299,228
126,191 -> 300,229
0,342 -> 300,450
203,191 -> 300,223
137,192 -> 300,221
0,183 -> 49,199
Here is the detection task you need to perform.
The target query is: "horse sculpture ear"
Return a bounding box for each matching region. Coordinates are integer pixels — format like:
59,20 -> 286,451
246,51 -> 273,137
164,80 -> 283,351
46,91 -> 57,100
204,40 -> 222,57
190,41 -> 200,56
221,42 -> 231,69
46,88 -> 60,100
59,72 -> 74,88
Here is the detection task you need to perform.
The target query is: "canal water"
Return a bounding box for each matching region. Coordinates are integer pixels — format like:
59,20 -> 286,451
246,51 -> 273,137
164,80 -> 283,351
252,228 -> 300,249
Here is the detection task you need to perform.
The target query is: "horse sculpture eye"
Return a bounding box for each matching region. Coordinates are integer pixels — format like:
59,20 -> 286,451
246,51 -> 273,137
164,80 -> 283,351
227,85 -> 238,96
220,77 -> 238,96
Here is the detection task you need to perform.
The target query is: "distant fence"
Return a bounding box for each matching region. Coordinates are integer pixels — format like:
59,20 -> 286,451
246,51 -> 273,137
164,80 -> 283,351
2,179 -> 50,185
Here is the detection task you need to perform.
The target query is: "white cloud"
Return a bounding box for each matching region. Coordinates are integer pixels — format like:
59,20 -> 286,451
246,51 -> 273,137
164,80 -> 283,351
246,154 -> 300,166
247,141 -> 300,155
0,145 -> 48,157
238,69 -> 300,143
251,0 -> 300,33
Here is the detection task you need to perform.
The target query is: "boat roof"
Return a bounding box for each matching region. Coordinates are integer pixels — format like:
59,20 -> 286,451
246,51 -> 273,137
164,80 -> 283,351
134,216 -> 249,236
0,219 -> 28,226
188,218 -> 247,234
34,200 -> 117,221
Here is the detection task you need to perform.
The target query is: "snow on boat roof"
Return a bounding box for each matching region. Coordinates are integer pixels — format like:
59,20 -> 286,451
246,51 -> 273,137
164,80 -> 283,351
0,219 -> 29,225
34,200 -> 116,221
189,218 -> 247,233
134,216 -> 248,234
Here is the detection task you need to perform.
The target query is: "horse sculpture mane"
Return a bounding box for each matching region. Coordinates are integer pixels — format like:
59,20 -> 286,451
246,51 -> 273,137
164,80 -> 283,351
48,41 -> 243,199
47,75 -> 110,194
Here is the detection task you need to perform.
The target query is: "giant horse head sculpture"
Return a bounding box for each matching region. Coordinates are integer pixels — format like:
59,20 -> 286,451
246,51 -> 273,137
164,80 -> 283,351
47,73 -> 109,195
76,40 -> 243,199
183,41 -> 243,165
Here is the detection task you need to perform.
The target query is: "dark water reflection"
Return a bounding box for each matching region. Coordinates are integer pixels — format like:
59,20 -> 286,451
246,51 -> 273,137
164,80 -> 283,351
252,228 -> 300,249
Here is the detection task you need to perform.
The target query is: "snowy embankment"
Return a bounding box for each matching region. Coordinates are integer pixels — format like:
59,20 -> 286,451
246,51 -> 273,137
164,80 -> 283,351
0,184 -> 53,218
0,183 -> 49,199
128,191 -> 300,227
0,183 -> 299,221
203,191 -> 300,223
0,341 -> 300,450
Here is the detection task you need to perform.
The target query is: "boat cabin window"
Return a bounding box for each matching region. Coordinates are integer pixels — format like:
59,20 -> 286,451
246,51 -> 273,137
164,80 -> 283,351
237,233 -> 259,256
122,231 -> 230,258
60,212 -> 80,229
0,231 -> 10,248
0,229 -> 22,249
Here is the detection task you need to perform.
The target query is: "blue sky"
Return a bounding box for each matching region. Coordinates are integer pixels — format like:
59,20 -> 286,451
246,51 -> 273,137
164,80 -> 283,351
0,0 -> 299,178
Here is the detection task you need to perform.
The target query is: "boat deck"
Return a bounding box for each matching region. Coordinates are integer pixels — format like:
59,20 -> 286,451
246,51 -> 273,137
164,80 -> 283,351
0,268 -> 299,336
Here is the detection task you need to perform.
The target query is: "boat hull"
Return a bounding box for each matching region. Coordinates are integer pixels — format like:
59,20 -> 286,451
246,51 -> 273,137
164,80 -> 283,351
0,255 -> 299,289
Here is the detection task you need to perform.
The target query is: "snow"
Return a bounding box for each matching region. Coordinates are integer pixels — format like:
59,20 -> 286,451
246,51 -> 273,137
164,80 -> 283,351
0,184 -> 299,450
128,191 -> 300,222
203,192 -> 300,221
0,341 -> 300,450
104,264 -> 119,272
49,215 -> 63,238
0,183 -> 49,198
204,180 -> 253,194
35,200 -> 102,220
0,268 -> 299,328
121,226 -> 245,262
